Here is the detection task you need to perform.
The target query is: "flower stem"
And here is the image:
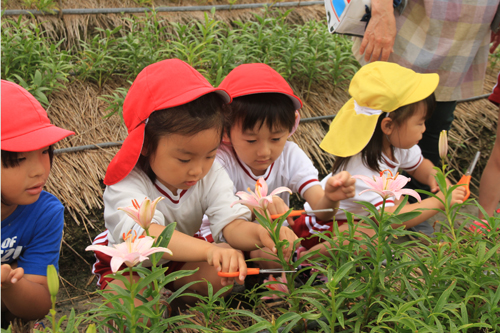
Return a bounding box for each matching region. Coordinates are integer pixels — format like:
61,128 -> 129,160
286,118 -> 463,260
129,267 -> 137,333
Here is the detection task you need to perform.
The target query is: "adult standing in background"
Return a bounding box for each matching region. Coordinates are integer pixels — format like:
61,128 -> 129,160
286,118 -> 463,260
479,73 -> 500,219
350,0 -> 500,233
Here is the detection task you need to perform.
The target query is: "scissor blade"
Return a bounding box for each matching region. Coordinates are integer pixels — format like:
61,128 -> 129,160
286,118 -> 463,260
260,269 -> 297,274
465,151 -> 481,176
303,208 -> 334,214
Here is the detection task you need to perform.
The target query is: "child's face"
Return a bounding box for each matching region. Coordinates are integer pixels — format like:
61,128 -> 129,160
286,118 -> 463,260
227,120 -> 290,176
389,103 -> 427,149
1,147 -> 51,209
147,128 -> 220,195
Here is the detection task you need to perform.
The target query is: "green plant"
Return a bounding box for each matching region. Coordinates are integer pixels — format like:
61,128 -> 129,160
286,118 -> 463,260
1,16 -> 71,105
22,0 -> 58,13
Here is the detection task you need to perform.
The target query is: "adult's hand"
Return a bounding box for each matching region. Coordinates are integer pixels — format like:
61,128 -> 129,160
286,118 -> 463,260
359,0 -> 397,62
491,30 -> 500,53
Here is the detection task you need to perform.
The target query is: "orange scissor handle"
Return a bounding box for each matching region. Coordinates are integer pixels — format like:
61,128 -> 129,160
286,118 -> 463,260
217,268 -> 260,277
270,210 -> 305,219
457,174 -> 471,201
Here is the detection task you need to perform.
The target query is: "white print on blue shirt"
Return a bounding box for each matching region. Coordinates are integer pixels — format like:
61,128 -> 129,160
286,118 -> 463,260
1,236 -> 23,263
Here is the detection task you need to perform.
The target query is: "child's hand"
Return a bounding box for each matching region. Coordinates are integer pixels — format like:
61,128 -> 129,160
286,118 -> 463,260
324,171 -> 356,202
428,169 -> 452,193
436,186 -> 467,207
1,264 -> 24,289
206,246 -> 247,287
428,169 -> 439,193
257,224 -> 298,261
260,196 -> 294,226
450,186 -> 467,205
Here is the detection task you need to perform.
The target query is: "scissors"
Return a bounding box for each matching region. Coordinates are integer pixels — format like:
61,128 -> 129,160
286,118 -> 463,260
218,268 -> 297,278
270,208 -> 334,220
457,151 -> 480,201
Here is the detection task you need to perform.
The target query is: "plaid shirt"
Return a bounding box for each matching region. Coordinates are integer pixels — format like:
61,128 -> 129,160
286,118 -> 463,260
352,0 -> 500,101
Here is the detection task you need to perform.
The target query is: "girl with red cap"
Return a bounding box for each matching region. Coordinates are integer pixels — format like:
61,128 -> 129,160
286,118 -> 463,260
1,80 -> 75,323
194,63 -> 356,268
90,59 -> 297,306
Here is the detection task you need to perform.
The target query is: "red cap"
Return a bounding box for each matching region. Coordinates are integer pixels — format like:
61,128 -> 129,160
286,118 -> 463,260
104,59 -> 231,186
218,63 -> 302,110
1,80 -> 75,152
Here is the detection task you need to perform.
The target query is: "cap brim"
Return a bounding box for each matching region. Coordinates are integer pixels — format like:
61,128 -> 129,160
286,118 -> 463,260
320,98 -> 379,157
400,73 -> 439,108
104,123 -> 145,186
1,125 -> 75,152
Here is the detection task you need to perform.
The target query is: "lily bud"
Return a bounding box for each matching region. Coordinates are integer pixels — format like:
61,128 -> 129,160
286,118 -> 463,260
46,265 -> 59,303
85,324 -> 96,333
439,130 -> 448,160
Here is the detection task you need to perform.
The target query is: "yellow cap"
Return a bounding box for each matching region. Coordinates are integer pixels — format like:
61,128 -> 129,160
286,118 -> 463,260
320,62 -> 439,157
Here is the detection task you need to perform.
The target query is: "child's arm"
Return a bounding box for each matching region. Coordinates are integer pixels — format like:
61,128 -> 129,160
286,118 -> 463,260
406,158 -> 448,193
1,264 -> 51,320
222,219 -> 298,260
382,186 -> 466,229
302,171 -> 356,221
147,224 -> 247,283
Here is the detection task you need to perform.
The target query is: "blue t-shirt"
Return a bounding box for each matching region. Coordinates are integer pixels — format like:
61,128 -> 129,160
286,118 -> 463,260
1,191 -> 64,275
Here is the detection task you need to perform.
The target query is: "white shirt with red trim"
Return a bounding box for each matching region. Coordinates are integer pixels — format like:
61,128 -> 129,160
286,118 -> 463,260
103,163 -> 252,247
216,141 -> 320,205
304,145 -> 423,220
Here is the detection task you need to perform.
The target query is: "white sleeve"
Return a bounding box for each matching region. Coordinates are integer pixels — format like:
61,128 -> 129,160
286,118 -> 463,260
284,142 -> 320,197
399,145 -> 424,172
215,146 -> 238,193
103,169 -> 165,245
203,163 -> 252,243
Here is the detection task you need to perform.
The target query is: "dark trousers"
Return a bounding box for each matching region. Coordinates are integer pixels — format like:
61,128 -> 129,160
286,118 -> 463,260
406,101 -> 457,201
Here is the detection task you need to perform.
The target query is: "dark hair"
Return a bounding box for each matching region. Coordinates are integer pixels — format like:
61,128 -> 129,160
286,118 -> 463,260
332,93 -> 436,173
226,93 -> 296,137
138,92 -> 226,182
1,146 -> 54,168
1,146 -> 55,206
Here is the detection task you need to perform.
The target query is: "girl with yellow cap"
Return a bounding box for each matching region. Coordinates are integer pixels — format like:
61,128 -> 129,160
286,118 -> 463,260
293,62 -> 466,256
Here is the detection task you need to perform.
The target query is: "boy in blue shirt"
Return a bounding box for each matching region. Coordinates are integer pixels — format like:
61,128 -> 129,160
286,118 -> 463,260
1,80 -> 74,323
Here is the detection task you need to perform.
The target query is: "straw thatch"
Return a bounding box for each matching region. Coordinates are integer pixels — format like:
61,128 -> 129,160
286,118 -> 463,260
448,68 -> 499,192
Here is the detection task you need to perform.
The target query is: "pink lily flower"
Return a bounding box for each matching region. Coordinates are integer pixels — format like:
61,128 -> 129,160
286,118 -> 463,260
353,170 -> 421,202
118,197 -> 164,230
231,177 -> 292,211
261,273 -> 289,300
86,230 -> 172,273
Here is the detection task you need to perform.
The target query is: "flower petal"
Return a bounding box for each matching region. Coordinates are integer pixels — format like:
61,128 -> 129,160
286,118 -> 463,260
117,207 -> 141,225
110,256 -> 126,273
389,175 -> 410,191
352,175 -> 380,189
86,244 -> 122,258
395,189 -> 421,202
257,177 -> 268,198
268,186 -> 293,197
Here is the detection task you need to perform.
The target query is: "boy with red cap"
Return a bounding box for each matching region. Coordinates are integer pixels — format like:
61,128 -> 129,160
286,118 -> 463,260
195,63 -> 356,267
1,80 -> 75,323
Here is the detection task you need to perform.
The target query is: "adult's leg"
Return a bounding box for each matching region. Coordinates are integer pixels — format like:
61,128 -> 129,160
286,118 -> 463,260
478,107 -> 500,218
